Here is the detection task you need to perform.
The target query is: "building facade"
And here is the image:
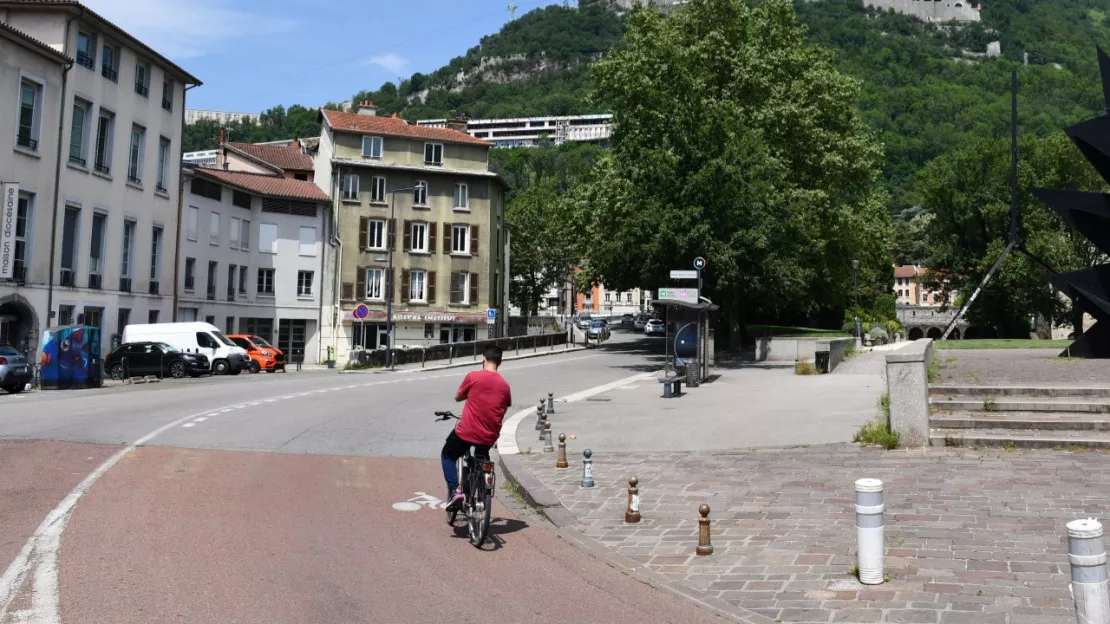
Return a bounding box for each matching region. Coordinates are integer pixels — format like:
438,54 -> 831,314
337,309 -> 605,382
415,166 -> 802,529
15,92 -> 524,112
314,102 -> 508,362
184,108 -> 260,126
177,167 -> 329,362
894,265 -> 947,307
0,0 -> 199,359
417,114 -> 612,149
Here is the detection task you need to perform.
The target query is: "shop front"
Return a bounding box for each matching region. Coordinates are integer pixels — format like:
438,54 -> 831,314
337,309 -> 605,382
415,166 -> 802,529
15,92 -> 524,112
347,309 -> 488,350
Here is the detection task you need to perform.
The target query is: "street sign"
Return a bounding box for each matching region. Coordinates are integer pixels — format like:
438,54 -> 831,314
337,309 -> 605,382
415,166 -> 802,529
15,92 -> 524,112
353,304 -> 369,319
669,269 -> 698,280
693,257 -> 707,271
486,308 -> 497,325
656,288 -> 699,304
0,183 -> 19,280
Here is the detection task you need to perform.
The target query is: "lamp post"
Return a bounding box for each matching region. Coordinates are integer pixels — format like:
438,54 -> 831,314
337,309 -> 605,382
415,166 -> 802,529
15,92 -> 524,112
852,259 -> 861,343
385,183 -> 424,370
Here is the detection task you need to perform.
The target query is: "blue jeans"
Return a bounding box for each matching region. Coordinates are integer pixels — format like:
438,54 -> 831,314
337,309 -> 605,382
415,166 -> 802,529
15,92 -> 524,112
441,430 -> 490,496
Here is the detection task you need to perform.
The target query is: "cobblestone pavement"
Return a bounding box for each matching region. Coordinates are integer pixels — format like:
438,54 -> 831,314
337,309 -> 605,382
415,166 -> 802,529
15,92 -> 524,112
934,348 -> 1110,386
519,444 -> 1109,623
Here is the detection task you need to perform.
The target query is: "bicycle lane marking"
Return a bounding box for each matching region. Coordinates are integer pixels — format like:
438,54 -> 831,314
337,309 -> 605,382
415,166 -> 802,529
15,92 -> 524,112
0,352 -> 604,623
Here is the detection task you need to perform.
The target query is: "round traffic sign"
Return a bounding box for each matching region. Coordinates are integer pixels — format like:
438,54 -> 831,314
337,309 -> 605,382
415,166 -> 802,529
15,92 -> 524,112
353,304 -> 369,319
693,257 -> 707,270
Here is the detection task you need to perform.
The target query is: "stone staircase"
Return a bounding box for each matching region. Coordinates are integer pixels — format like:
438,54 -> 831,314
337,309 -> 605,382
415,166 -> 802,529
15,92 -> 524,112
929,385 -> 1110,448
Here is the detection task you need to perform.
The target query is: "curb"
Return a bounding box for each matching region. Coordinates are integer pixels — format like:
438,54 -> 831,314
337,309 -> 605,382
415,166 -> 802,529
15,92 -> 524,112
339,344 -> 589,375
496,453 -> 770,624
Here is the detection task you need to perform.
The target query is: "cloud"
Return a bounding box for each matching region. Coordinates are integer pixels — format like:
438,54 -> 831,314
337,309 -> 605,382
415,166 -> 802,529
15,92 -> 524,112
83,0 -> 298,60
365,53 -> 409,73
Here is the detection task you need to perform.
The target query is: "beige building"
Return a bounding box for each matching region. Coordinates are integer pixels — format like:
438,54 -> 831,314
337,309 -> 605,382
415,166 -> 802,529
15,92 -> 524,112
0,1 -> 199,359
313,101 -> 508,360
894,265 -> 947,307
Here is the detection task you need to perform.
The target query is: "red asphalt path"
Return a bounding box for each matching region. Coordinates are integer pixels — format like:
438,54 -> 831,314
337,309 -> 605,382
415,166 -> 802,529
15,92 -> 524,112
43,445 -> 724,623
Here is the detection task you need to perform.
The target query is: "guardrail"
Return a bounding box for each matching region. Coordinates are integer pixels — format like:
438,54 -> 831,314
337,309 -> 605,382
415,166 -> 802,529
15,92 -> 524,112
348,331 -> 569,369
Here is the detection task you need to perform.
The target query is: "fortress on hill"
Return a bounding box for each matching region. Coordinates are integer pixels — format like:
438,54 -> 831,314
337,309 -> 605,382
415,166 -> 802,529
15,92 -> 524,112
611,0 -> 981,22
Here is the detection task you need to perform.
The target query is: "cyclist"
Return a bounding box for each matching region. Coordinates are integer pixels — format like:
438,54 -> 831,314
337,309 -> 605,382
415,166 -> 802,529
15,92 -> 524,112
442,344 -> 512,511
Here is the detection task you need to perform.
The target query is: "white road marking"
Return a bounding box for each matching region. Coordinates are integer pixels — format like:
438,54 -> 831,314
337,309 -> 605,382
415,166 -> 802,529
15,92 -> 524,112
194,417 -> 207,422
182,423 -> 196,428
219,409 -> 234,413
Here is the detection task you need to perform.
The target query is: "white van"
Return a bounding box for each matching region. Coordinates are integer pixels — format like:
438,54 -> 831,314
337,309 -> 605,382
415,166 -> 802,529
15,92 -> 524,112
122,322 -> 249,375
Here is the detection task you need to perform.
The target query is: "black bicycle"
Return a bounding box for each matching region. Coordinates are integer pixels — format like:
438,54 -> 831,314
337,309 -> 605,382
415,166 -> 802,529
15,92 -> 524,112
435,410 -> 494,548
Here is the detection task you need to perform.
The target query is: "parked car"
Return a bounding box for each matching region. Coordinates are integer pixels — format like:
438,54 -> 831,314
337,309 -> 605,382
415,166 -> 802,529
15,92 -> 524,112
577,315 -> 593,329
588,319 -> 611,341
122,322 -> 248,375
620,314 -> 634,328
229,334 -> 285,373
633,315 -> 648,331
105,342 -> 210,380
0,345 -> 32,394
644,319 -> 666,336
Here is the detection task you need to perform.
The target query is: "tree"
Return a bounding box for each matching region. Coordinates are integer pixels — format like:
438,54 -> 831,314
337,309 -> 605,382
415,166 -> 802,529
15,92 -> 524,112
572,0 -> 891,345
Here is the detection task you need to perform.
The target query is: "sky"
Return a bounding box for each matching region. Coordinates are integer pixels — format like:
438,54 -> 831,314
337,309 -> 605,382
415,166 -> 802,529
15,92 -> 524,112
82,0 -> 559,113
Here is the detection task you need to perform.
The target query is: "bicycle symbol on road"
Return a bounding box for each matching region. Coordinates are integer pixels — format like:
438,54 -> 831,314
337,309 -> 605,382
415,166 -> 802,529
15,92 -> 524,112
392,491 -> 448,512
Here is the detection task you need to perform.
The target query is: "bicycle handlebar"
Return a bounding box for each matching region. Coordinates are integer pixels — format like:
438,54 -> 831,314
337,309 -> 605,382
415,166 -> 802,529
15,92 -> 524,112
435,410 -> 458,421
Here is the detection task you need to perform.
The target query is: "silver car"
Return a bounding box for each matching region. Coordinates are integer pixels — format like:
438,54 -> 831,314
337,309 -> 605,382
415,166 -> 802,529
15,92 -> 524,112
0,345 -> 32,394
634,315 -> 648,331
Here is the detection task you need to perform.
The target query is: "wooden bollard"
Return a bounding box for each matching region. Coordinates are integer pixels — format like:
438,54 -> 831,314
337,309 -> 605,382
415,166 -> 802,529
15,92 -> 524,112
556,433 -> 569,468
696,504 -> 713,556
625,477 -> 641,523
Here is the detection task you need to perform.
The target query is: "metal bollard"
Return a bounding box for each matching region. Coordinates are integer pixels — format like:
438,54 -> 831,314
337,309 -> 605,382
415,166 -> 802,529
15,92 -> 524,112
543,422 -> 554,452
855,478 -> 885,585
625,477 -> 641,523
696,504 -> 713,556
539,411 -> 549,441
547,392 -> 556,414
535,402 -> 545,431
581,449 -> 594,488
556,433 -> 569,468
1067,518 -> 1110,623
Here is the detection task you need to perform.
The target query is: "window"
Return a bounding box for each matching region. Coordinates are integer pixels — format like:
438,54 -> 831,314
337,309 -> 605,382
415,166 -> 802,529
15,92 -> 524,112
238,265 -> 247,293
409,269 -> 427,302
424,142 -> 443,166
184,257 -> 195,290
299,227 -> 317,256
58,305 -> 74,326
451,224 -> 469,254
365,268 -> 384,300
161,79 -> 173,111
116,308 -> 130,339
259,223 -> 277,254
366,219 -> 385,250
297,270 -> 314,297
190,177 -> 221,201
342,174 -> 359,201
16,78 -> 42,151
362,135 -> 382,158
69,99 -> 91,166
371,176 -> 386,203
88,213 -> 106,284
229,217 -> 240,250
232,190 -> 251,209
60,206 -> 80,275
186,206 -> 199,241
414,181 -> 428,206
150,226 -> 163,287
257,268 -> 275,295
101,43 -> 119,81
156,137 -> 170,192
83,307 -> 103,337
454,184 -> 468,210
134,62 -> 150,97
206,261 -> 217,300
605,292 -> 611,303
12,193 -> 32,280
128,124 -> 145,184
209,211 -> 220,245
121,220 -> 134,280
76,32 -> 95,69
451,272 -> 470,304
227,265 -> 236,300
94,109 -> 115,174
148,309 -> 159,324
410,222 -> 428,252
626,293 -> 632,303
424,324 -> 435,339
240,219 -> 250,250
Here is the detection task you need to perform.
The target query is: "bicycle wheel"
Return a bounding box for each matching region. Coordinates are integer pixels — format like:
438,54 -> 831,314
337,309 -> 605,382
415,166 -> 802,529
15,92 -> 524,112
467,468 -> 493,548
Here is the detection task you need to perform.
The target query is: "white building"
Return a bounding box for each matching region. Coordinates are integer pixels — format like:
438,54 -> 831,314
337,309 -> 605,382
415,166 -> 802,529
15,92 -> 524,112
0,0 -> 199,358
184,108 -> 260,126
177,167 -> 329,362
182,149 -> 217,166
417,114 -> 612,149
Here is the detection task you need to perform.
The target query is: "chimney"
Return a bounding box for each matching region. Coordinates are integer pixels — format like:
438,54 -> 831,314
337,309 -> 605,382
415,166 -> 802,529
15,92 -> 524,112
219,128 -> 226,145
446,116 -> 469,133
357,100 -> 377,116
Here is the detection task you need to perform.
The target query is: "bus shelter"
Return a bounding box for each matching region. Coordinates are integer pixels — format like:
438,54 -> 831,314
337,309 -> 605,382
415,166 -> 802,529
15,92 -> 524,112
650,297 -> 718,386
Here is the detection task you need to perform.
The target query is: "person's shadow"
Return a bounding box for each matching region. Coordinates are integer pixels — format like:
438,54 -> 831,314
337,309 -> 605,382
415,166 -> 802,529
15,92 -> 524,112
451,517 -> 529,551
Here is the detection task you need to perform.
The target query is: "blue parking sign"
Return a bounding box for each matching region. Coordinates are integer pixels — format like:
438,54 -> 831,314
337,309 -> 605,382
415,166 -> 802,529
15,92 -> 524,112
486,308 -> 497,325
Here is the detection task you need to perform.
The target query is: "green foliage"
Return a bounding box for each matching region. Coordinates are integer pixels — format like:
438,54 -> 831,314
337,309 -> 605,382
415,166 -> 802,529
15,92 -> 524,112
182,104 -> 333,153
854,394 -> 899,448
747,325 -> 850,338
936,338 -> 1073,349
795,358 -> 818,375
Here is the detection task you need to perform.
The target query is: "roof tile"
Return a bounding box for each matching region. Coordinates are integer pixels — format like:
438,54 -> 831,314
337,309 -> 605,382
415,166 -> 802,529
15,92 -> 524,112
193,168 -> 328,202
226,142 -> 314,172
321,109 -> 489,147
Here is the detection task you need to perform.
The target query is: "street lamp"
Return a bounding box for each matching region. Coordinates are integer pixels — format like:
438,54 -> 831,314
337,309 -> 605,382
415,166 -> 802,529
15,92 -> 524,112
385,183 -> 425,370
851,259 -> 861,342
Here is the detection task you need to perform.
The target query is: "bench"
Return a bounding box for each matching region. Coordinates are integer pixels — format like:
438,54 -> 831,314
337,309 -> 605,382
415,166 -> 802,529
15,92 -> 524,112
659,376 -> 682,398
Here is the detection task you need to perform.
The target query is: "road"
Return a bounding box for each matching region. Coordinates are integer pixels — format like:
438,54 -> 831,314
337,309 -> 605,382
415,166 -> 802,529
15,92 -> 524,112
0,331 -> 718,623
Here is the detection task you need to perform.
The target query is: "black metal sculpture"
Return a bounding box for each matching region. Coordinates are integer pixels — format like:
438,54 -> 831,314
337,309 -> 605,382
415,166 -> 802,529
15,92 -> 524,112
1032,48 -> 1110,357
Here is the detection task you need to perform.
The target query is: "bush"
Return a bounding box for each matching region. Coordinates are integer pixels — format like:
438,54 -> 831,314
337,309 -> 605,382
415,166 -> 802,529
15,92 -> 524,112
853,394 -> 900,449
868,325 -> 890,345
795,357 -> 818,375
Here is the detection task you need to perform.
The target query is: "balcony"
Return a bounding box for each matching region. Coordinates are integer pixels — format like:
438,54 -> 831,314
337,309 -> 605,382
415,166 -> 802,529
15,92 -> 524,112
119,277 -> 132,293
148,281 -> 160,295
135,82 -> 149,97
94,162 -> 110,175
127,174 -> 142,186
76,51 -> 94,69
16,134 -> 37,151
206,288 -> 216,301
102,65 -> 118,82
60,269 -> 75,287
161,97 -> 172,111
88,273 -> 102,290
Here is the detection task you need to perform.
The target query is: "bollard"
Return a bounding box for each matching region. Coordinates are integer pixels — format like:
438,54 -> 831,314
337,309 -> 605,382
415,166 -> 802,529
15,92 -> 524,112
556,433 -> 569,468
581,449 -> 594,488
539,411 -> 549,441
1068,518 -> 1110,623
855,478 -> 885,585
547,392 -> 556,414
543,422 -> 554,453
696,504 -> 713,556
535,401 -> 546,431
625,477 -> 641,523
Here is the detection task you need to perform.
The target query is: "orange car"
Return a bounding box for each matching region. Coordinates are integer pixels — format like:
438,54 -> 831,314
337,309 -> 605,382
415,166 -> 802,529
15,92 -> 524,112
228,335 -> 285,373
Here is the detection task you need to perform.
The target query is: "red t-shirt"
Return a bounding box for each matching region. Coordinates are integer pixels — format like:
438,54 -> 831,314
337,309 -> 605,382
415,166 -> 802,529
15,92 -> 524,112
454,370 -> 513,446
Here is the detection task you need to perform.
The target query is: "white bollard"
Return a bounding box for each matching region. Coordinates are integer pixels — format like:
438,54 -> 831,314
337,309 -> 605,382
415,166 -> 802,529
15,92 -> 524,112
1068,518 -> 1110,624
855,478 -> 885,585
